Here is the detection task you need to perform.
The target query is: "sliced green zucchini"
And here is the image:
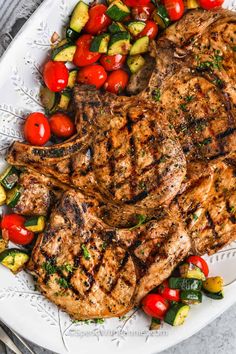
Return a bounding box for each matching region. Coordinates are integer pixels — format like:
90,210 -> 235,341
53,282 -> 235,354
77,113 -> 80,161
180,290 -> 202,305
130,36 -> 149,56
66,27 -> 80,41
58,92 -> 71,111
108,21 -> 126,34
0,185 -> 6,206
90,34 -> 110,53
150,317 -> 161,330
127,21 -> 146,36
106,1 -> 130,21
54,39 -> 68,49
69,1 -> 89,33
168,277 -> 202,291
0,249 -> 29,274
203,276 -> 223,293
67,70 -> 78,89
0,166 -> 19,190
179,263 -> 206,281
187,0 -> 199,8
40,86 -> 60,113
152,5 -> 171,29
6,185 -> 21,208
52,43 -> 77,62
203,289 -> 224,300
108,32 -> 131,55
127,55 -> 145,74
24,216 -> 46,233
164,303 -> 190,326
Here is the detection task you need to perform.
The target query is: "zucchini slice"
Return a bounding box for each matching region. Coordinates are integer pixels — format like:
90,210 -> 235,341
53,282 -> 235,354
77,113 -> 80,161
203,289 -> 224,300
108,21 -> 126,34
150,317 -> 161,330
127,21 -> 146,36
0,185 -> 6,206
66,27 -> 80,42
52,43 -> 77,62
0,166 -> 19,190
180,290 -> 202,305
25,216 -> 46,233
203,276 -> 223,293
67,70 -> 78,89
127,55 -> 145,73
40,86 -> 60,113
0,249 -> 29,274
186,0 -> 199,8
106,1 -> 130,21
90,34 -> 110,54
179,263 -> 206,281
152,5 -> 171,29
108,32 -> 131,55
58,92 -> 71,111
168,277 -> 202,291
164,303 -> 190,326
130,36 -> 149,56
69,1 -> 89,33
6,185 -> 21,208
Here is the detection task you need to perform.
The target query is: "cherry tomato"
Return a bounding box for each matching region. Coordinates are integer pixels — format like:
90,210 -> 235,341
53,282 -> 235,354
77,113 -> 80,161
198,0 -> 224,9
104,69 -> 129,94
131,3 -> 155,21
158,280 -> 180,302
49,113 -> 76,138
138,20 -> 158,39
124,0 -> 151,6
186,255 -> 209,277
77,64 -> 107,89
1,214 -> 34,246
142,294 -> 170,319
100,54 -> 127,71
73,34 -> 101,67
24,112 -> 51,146
43,61 -> 69,92
84,4 -> 111,34
164,0 -> 184,21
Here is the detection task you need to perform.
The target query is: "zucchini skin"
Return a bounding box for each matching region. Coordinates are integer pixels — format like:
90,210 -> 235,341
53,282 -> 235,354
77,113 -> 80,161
203,289 -> 224,300
0,248 -> 29,274
0,166 -> 19,190
180,290 -> 202,304
168,277 -> 202,291
164,303 -> 190,326
52,43 -> 77,62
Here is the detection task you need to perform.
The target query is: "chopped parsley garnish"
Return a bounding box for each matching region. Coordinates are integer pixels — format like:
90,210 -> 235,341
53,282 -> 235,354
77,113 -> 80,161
42,261 -> 57,275
198,137 -> 212,147
81,244 -> 90,260
185,95 -> 194,102
60,264 -> 74,273
56,278 -> 69,289
230,206 -> 235,213
129,214 -> 147,230
153,88 -> 161,102
192,213 -> 198,221
232,46 -> 236,52
179,103 -> 188,112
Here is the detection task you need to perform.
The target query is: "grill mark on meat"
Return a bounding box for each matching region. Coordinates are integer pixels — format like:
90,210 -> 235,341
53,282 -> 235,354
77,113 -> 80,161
225,200 -> 236,224
216,127 -> 236,140
127,113 -> 138,197
224,158 -> 236,176
205,210 -> 220,239
32,142 -> 83,158
108,251 -> 133,293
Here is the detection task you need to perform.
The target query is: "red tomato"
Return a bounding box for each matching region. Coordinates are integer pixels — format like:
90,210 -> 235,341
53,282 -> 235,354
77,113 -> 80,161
24,112 -> 51,146
138,20 -> 158,39
124,0 -> 151,6
77,64 -> 107,89
84,4 -> 111,34
158,281 -> 180,302
104,69 -> 129,94
131,3 -> 155,21
186,255 -> 209,277
49,113 -> 76,138
100,54 -> 127,71
164,0 -> 184,21
142,294 -> 170,319
1,214 -> 34,246
73,35 -> 101,67
43,61 -> 69,92
198,0 -> 224,9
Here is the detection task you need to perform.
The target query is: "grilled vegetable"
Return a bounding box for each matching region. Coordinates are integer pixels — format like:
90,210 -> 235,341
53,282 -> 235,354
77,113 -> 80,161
49,113 -> 76,138
127,55 -> 145,73
164,303 -> 190,326
52,43 -> 77,62
108,32 -> 131,55
152,5 -> 171,29
106,1 -> 130,21
0,249 -> 29,274
179,262 -> 206,281
142,294 -> 170,319
40,86 -> 60,113
1,214 -> 34,246
84,4 -> 111,35
0,166 -> 19,190
168,277 -> 202,291
69,1 -> 89,34
108,21 -> 126,33
186,255 -> 209,277
6,186 -> 21,208
203,290 -> 224,300
0,233 -> 8,253
66,28 -> 80,41
67,70 -> 78,89
127,21 -> 146,36
24,112 -> 51,146
43,61 -> 69,92
186,0 -> 199,8
180,290 -> 202,305
203,276 -> 223,293
90,34 -> 110,53
24,216 -> 46,233
158,280 -> 180,302
0,185 -> 6,205
150,317 -> 161,330
58,92 -> 71,111
130,36 -> 149,55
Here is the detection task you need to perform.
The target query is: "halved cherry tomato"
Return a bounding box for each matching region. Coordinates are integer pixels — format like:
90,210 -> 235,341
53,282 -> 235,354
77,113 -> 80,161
1,214 -> 34,246
131,3 -> 155,21
124,0 -> 151,6
77,64 -> 107,89
73,34 -> 101,67
186,255 -> 209,277
100,54 -> 127,71
158,280 -> 180,302
49,113 -> 76,138
164,0 -> 184,21
84,4 -> 111,35
142,294 -> 170,319
198,0 -> 224,9
43,61 -> 69,92
104,69 -> 129,94
24,112 -> 51,146
138,20 -> 158,39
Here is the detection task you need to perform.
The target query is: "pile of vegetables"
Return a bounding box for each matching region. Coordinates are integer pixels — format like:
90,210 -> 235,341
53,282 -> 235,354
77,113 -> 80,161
141,255 -> 224,329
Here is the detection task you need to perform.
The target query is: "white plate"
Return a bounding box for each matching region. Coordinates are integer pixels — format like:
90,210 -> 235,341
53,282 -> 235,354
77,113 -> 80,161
0,1 -> 236,353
